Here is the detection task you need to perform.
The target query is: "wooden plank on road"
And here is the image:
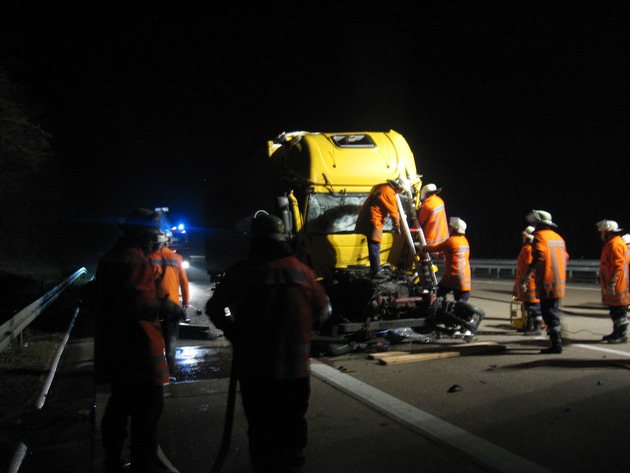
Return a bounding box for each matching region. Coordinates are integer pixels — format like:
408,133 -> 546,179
377,341 -> 505,365
368,342 -> 501,359
367,351 -> 408,360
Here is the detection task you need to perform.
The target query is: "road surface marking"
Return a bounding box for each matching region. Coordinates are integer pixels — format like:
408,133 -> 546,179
311,360 -> 552,473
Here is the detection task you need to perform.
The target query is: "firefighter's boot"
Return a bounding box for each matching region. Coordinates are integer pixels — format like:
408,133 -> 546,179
602,325 -> 620,342
607,323 -> 628,344
523,315 -> 543,336
540,329 -> 562,354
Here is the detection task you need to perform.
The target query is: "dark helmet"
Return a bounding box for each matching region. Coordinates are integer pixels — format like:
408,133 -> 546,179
250,211 -> 286,241
120,208 -> 161,236
387,178 -> 404,191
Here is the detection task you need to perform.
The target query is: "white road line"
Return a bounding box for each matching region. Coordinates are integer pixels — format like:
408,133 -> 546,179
574,344 -> 630,357
311,361 -> 553,473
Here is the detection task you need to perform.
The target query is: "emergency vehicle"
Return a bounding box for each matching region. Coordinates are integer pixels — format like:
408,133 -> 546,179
155,207 -> 192,268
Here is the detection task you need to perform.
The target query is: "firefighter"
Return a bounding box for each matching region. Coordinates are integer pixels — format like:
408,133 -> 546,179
597,219 -> 630,344
151,232 -> 189,374
418,183 -> 449,248
513,225 -> 543,335
422,217 -> 471,302
205,211 -> 328,473
94,208 -> 182,473
520,210 -> 569,354
355,178 -> 405,278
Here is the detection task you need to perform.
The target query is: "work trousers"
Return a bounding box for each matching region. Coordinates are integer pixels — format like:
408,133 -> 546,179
162,320 -> 179,373
101,377 -> 164,473
367,239 -> 381,273
609,305 -> 629,326
540,298 -> 562,331
239,376 -> 310,473
524,301 -> 542,319
436,283 -> 470,302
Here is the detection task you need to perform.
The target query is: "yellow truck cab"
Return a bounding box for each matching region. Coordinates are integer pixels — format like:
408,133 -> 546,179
267,130 -> 420,278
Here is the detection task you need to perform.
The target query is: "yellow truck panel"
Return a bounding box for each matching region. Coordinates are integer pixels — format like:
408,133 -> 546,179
268,130 -> 418,193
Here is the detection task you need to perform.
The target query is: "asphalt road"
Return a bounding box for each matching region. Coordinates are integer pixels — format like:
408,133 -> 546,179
104,258 -> 630,473
10,256 -> 630,473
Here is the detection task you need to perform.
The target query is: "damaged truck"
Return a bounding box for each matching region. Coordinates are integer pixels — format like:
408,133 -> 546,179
204,130 -> 484,355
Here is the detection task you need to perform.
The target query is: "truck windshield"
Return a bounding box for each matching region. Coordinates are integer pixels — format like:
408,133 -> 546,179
304,193 -> 413,234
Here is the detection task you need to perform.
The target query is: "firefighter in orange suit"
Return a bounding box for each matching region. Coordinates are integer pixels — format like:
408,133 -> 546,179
513,225 -> 543,335
418,183 -> 449,248
520,210 -> 569,354
205,211 -> 328,473
422,217 -> 471,302
151,234 -> 189,373
597,219 -> 630,344
355,178 -> 405,278
95,208 -> 182,473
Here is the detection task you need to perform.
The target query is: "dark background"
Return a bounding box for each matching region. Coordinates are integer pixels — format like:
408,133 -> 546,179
1,3 -> 629,273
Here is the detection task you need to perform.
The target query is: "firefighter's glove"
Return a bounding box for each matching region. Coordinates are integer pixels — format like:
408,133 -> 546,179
519,278 -> 529,293
161,298 -> 186,323
519,272 -> 532,293
608,284 -> 616,296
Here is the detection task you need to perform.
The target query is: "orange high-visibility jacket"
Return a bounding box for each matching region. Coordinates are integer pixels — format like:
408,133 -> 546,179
206,253 -> 329,380
355,183 -> 400,242
600,234 -> 630,306
151,246 -> 189,306
418,194 -> 449,246
424,234 -> 471,291
513,243 -> 539,302
530,228 -> 569,300
95,237 -> 170,386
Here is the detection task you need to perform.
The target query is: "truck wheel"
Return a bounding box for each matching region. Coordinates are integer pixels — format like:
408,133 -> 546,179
314,296 -> 334,334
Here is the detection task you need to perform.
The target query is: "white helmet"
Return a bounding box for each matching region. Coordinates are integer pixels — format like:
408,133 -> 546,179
522,225 -> 535,242
420,183 -> 442,201
622,234 -> 630,245
596,219 -> 624,233
449,216 -> 467,234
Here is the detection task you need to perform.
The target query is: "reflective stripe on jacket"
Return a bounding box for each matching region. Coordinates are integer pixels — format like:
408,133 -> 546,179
424,234 -> 471,291
531,229 -> 569,299
600,235 -> 630,306
151,246 -> 190,305
418,194 -> 449,246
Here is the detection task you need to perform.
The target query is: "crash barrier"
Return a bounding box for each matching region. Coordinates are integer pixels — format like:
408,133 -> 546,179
5,269 -> 89,473
0,267 -> 88,353
434,259 -> 600,283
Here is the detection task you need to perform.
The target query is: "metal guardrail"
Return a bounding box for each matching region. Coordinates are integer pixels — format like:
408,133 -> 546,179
0,267 -> 88,353
434,259 -> 600,283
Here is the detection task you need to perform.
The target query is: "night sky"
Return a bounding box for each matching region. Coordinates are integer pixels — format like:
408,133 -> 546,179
1,3 -> 629,262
